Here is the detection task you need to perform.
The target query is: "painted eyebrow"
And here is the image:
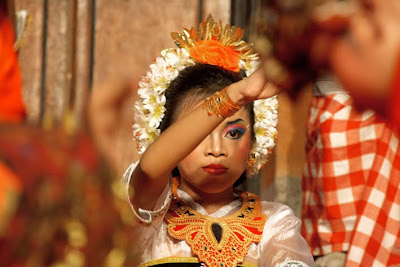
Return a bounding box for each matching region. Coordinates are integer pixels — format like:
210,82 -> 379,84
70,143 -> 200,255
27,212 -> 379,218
226,119 -> 246,127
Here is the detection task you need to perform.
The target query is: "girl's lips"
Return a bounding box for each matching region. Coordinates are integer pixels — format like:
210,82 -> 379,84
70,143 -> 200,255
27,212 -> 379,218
202,164 -> 228,175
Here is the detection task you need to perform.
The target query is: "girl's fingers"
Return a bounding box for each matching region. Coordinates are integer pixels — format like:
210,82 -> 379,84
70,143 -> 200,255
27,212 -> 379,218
247,68 -> 269,91
258,82 -> 281,99
235,67 -> 269,100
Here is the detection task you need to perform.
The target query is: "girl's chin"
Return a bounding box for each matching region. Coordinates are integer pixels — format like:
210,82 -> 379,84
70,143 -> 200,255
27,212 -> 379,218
179,176 -> 240,195
191,183 -> 234,195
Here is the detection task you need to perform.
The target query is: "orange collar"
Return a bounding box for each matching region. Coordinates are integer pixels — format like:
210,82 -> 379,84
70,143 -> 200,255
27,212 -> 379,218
165,178 -> 266,267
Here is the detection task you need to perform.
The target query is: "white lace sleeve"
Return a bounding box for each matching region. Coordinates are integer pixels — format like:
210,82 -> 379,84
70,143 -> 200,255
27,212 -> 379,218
122,162 -> 172,226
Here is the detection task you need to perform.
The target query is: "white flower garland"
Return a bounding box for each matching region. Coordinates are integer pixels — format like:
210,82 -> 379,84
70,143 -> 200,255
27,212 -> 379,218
133,48 -> 278,177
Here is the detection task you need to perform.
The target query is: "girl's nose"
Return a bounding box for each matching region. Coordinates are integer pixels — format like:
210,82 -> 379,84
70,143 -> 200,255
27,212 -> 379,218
204,132 -> 227,157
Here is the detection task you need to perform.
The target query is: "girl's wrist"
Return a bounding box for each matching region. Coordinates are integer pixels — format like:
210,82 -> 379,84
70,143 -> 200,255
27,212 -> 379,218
202,86 -> 242,118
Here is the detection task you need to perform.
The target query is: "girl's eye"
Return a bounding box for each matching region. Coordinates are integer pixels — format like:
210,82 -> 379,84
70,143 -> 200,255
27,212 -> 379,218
225,128 -> 245,139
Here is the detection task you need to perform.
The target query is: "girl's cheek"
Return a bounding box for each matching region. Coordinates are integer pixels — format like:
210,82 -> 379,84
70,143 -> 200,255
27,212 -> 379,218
179,148 -> 200,168
235,138 -> 251,161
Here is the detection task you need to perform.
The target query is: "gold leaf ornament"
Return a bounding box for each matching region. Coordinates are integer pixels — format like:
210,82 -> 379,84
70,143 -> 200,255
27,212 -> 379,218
171,15 -> 258,62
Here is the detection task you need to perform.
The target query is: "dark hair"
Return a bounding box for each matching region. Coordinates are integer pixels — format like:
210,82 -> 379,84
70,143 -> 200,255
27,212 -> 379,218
159,64 -> 255,185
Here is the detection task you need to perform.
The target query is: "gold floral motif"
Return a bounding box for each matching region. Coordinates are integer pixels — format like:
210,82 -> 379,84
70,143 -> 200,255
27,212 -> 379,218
165,178 -> 266,267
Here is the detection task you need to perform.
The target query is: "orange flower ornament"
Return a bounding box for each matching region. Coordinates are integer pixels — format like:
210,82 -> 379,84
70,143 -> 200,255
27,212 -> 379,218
190,40 -> 240,72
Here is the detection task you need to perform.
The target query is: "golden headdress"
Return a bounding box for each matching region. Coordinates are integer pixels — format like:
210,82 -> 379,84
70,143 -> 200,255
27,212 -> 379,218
172,15 -> 258,64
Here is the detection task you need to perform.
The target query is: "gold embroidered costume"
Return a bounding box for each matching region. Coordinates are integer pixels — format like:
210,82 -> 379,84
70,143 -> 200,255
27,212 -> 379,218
165,178 -> 266,267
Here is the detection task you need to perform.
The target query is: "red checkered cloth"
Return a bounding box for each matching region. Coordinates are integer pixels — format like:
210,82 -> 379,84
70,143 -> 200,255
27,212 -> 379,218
302,93 -> 400,266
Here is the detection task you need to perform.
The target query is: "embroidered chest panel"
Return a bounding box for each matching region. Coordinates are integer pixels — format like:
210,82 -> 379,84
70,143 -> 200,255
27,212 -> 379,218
164,180 -> 266,267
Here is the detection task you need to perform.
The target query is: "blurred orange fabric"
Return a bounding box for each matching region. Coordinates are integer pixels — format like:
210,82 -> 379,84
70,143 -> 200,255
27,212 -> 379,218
0,7 -> 26,123
0,161 -> 21,235
0,5 -> 25,234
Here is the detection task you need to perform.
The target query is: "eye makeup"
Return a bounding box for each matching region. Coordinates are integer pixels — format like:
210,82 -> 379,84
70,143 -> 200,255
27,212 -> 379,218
224,119 -> 248,139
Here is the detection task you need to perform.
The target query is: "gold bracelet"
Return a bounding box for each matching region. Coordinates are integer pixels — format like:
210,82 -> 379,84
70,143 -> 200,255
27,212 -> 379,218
201,87 -> 241,118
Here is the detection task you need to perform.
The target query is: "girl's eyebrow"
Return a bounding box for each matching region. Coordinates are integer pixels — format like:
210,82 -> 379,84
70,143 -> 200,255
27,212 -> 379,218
226,119 -> 246,126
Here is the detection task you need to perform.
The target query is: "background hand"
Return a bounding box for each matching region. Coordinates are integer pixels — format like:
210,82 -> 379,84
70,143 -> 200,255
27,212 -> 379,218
88,78 -> 136,171
324,0 -> 400,114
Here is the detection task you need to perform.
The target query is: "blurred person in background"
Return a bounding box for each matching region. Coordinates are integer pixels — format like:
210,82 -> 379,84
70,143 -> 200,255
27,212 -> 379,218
0,1 -> 140,264
255,0 -> 400,265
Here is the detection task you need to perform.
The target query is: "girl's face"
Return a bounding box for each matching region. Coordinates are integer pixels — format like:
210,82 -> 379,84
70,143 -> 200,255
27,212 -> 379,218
176,107 -> 252,195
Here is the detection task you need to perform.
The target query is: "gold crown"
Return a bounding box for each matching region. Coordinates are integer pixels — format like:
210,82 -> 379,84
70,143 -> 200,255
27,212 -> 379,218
171,15 -> 258,61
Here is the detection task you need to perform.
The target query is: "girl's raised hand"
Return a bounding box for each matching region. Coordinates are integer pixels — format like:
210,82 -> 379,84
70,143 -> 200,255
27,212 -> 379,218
228,67 -> 281,105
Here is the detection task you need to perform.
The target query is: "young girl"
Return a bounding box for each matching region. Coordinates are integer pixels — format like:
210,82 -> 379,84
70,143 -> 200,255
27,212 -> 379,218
124,16 -> 315,267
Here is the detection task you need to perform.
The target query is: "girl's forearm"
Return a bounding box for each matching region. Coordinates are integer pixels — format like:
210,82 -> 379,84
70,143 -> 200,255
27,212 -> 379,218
131,84 -> 244,210
139,81 -> 249,179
